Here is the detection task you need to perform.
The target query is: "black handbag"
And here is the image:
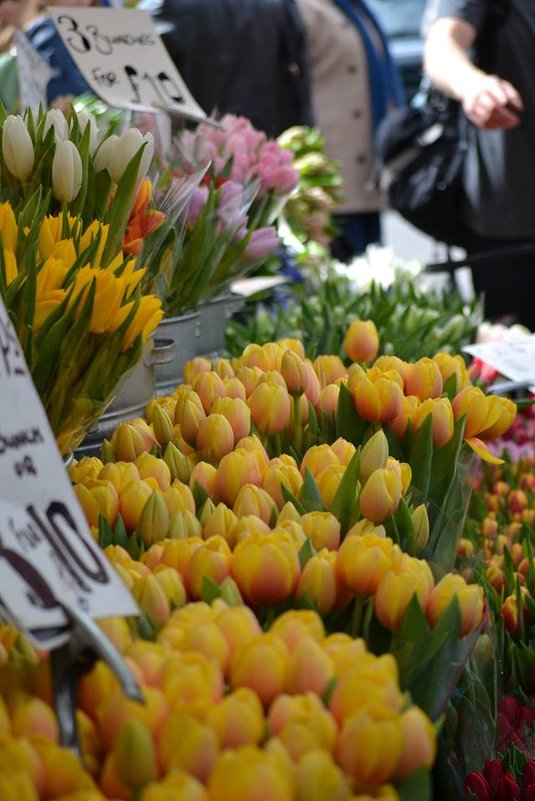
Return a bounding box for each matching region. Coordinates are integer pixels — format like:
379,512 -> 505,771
375,87 -> 467,247
375,0 -> 510,248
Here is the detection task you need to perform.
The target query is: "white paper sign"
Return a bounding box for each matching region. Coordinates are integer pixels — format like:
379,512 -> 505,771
49,7 -> 208,123
14,30 -> 53,112
0,297 -> 138,649
463,334 -> 535,392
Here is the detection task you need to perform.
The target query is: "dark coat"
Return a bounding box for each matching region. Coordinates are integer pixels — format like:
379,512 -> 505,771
143,0 -> 314,137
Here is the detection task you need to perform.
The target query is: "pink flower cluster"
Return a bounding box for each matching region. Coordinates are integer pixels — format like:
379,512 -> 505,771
179,114 -> 299,197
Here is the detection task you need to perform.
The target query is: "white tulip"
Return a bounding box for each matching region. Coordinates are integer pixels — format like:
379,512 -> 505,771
52,140 -> 83,203
108,128 -> 154,184
75,110 -> 100,156
2,115 -> 35,180
43,109 -> 69,143
92,134 -> 119,174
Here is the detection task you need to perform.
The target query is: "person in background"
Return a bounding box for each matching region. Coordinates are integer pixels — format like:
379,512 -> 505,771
295,0 -> 404,261
0,0 -> 41,108
142,0 -> 313,139
25,0 -> 110,106
424,0 -> 535,329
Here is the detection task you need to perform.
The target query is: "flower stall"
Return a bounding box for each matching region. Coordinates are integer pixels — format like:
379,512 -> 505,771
0,95 -> 533,801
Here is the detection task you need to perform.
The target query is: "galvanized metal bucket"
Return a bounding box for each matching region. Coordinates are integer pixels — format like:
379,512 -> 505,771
154,311 -> 201,395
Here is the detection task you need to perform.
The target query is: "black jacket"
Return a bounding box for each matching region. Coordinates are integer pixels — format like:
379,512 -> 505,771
143,0 -> 314,137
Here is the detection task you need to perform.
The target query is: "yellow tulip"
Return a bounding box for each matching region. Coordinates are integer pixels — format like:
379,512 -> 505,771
120,295 -> 164,351
114,719 -> 158,789
359,468 -> 402,523
344,319 -> 380,363
2,248 -> 17,285
34,288 -> 67,329
405,357 -> 443,401
0,201 -> 18,250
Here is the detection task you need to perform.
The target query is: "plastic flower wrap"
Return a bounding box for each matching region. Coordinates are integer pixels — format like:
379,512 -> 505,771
0,199 -> 163,454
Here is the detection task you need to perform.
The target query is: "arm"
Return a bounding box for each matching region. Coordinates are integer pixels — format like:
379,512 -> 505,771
423,16 -> 523,129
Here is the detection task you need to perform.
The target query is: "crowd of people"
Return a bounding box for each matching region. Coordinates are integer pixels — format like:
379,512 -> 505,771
0,0 -> 533,327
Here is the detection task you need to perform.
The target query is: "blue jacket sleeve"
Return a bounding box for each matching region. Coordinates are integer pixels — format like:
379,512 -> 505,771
25,17 -> 92,104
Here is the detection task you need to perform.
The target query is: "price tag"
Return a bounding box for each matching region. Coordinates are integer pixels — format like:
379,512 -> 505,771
13,29 -> 53,112
463,334 -> 535,393
49,6 -> 208,123
0,297 -> 138,649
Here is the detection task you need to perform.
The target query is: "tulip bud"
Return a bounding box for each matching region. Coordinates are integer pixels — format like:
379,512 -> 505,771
426,574 -> 484,635
296,749 -> 351,801
164,441 -> 193,483
43,108 -> 69,142
190,461 -> 218,498
119,479 -> 153,532
313,354 -> 347,386
215,448 -> 263,506
281,349 -> 309,395
230,635 -> 289,707
111,418 -> 156,461
336,533 -> 396,596
196,413 -> 235,463
406,357 -> 443,401
359,468 -> 402,523
114,719 -> 157,789
413,397 -> 454,448
93,133 -> 119,173
248,382 -> 291,436
132,573 -> 170,625
411,504 -> 430,554
206,689 -> 264,753
136,452 -> 171,491
186,536 -> 231,599
234,483 -> 278,524
207,746 -> 294,801
359,430 -> 389,483
343,319 -> 379,363
301,511 -> 341,551
394,707 -> 436,780
335,711 -> 404,786
137,491 -> 170,547
109,128 -> 155,183
2,115 -> 35,180
181,399 -> 207,447
75,109 -> 100,154
152,404 -> 175,449
51,140 -> 83,203
211,397 -> 251,441
231,533 -> 300,606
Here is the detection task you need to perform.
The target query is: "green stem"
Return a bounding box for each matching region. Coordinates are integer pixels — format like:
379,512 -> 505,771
293,394 -> 303,456
350,595 -> 366,639
273,432 -> 282,457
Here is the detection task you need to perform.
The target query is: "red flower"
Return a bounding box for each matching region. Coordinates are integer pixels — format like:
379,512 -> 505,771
465,772 -> 492,801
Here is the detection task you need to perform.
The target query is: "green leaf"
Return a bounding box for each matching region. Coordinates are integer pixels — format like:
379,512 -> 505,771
329,448 -> 360,536
192,480 -> 209,511
98,514 -> 113,549
281,483 -> 306,516
335,382 -> 366,446
202,576 -> 223,604
409,413 -> 433,499
102,145 -> 145,265
442,372 -> 458,401
299,467 -> 325,512
398,767 -> 432,801
298,537 -> 317,569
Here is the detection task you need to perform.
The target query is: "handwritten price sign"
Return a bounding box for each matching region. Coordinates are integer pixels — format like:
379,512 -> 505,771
49,7 -> 208,122
0,297 -> 138,649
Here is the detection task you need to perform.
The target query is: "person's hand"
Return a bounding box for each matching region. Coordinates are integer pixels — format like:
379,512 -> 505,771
461,73 -> 523,129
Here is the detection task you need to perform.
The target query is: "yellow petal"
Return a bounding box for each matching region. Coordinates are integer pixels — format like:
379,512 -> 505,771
465,437 -> 504,464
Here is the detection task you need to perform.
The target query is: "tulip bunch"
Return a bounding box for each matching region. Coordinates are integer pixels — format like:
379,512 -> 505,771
144,113 -> 298,314
69,415 -> 485,721
276,125 -> 343,247
466,752 -> 535,801
459,456 -> 535,693
0,106 -> 160,264
0,201 -> 163,453
0,605 -> 436,800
